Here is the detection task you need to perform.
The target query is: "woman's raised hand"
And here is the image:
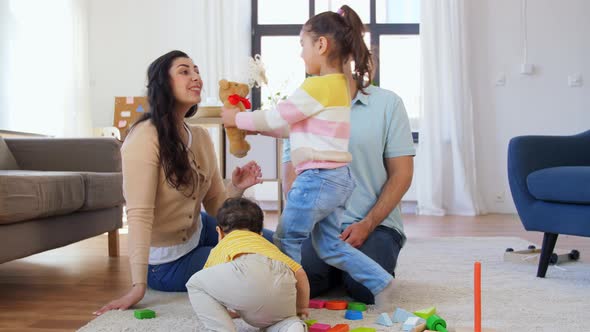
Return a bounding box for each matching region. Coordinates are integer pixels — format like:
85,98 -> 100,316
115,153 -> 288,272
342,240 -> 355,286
231,161 -> 263,190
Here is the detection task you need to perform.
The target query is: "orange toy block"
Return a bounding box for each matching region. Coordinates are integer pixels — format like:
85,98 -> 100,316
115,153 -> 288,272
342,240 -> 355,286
328,324 -> 350,332
455,262 -> 497,332
325,300 -> 348,310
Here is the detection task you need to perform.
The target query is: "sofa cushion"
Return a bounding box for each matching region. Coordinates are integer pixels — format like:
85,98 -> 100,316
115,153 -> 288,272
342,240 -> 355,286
0,138 -> 19,170
0,170 -> 85,224
78,172 -> 124,211
527,166 -> 590,204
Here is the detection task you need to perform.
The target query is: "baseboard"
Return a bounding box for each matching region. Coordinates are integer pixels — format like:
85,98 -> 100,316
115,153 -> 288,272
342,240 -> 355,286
401,201 -> 417,215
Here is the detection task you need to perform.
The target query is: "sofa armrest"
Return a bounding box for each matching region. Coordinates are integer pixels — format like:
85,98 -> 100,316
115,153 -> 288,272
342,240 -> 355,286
5,138 -> 122,172
508,130 -> 590,208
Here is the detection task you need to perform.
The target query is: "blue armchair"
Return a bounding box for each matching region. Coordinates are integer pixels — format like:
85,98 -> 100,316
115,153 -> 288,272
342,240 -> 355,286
508,130 -> 590,277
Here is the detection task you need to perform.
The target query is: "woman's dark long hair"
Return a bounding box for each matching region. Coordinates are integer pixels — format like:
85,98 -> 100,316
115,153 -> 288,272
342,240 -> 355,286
131,50 -> 198,194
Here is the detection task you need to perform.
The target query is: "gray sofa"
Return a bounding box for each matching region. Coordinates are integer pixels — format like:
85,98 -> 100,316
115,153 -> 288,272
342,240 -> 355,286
0,137 -> 124,263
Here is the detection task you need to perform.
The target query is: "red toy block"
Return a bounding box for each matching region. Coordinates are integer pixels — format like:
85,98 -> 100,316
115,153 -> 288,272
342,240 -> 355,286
325,300 -> 348,310
310,323 -> 331,332
328,324 -> 350,332
309,299 -> 327,309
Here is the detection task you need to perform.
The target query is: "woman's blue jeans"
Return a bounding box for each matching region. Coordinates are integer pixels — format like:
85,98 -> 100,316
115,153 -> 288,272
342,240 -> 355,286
147,211 -> 274,292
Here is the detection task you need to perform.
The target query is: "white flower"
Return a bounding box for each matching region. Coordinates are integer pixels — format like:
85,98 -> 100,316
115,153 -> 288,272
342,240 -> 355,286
247,54 -> 268,88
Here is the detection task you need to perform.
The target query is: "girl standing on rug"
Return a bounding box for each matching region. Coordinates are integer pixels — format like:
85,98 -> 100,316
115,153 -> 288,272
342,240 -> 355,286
94,50 -> 266,315
186,198 -> 308,332
221,6 -> 395,311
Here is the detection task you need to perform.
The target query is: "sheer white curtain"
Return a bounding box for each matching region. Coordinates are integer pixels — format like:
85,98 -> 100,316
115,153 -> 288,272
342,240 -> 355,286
0,0 -> 91,137
416,0 -> 485,216
193,0 -> 251,105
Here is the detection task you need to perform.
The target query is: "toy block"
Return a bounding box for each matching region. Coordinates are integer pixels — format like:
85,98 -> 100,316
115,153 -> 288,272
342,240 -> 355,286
347,302 -> 367,311
310,323 -> 331,332
412,322 -> 427,332
309,299 -> 327,309
305,319 -> 318,328
325,300 -> 348,310
134,309 -> 156,319
402,317 -> 423,332
376,312 -> 393,327
414,306 -> 436,319
344,309 -> 363,320
328,324 -> 350,332
349,328 -> 375,332
392,308 -> 415,323
454,262 -> 497,332
425,315 -> 447,332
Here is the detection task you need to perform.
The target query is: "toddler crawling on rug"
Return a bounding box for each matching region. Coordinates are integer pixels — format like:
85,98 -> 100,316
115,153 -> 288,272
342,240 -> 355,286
186,198 -> 309,332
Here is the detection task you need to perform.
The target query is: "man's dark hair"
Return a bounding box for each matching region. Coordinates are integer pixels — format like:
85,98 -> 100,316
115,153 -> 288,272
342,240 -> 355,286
217,198 -> 264,234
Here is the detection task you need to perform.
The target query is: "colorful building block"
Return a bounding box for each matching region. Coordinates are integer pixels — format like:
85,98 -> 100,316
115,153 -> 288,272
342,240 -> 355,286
328,324 -> 350,332
305,319 -> 318,328
325,300 -> 348,310
309,299 -> 327,309
414,306 -> 436,319
347,302 -> 367,311
425,315 -> 447,332
349,328 -> 375,332
134,309 -> 156,319
310,323 -> 331,332
344,309 -> 363,320
402,316 -> 423,332
392,308 -> 415,323
376,312 -> 393,327
412,323 -> 427,332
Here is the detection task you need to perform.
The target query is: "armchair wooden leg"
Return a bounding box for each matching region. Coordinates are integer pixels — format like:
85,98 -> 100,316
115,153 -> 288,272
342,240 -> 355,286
108,229 -> 120,257
537,232 -> 558,278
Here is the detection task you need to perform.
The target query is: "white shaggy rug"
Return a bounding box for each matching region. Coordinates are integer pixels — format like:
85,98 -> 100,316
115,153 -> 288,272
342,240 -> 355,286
79,237 -> 590,332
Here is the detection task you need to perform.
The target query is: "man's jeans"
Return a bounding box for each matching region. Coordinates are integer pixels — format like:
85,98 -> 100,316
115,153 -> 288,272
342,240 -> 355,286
274,166 -> 393,295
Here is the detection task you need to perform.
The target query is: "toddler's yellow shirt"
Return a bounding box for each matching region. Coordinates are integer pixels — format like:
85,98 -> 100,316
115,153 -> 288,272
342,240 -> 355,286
204,230 -> 301,272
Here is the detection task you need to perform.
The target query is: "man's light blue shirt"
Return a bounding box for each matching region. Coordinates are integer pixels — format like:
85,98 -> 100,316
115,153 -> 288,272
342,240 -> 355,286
282,85 -> 415,244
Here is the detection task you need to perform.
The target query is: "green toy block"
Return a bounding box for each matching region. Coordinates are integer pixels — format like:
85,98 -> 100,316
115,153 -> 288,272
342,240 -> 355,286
414,306 -> 436,319
426,314 -> 448,332
134,309 -> 156,319
350,328 -> 376,332
347,302 -> 367,311
305,319 -> 318,328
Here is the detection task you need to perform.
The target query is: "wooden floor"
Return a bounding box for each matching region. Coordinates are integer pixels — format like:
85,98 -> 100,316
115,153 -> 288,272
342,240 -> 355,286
1,213 -> 588,331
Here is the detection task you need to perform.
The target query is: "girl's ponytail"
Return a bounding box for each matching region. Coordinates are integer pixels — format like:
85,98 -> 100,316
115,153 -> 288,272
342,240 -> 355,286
338,5 -> 373,93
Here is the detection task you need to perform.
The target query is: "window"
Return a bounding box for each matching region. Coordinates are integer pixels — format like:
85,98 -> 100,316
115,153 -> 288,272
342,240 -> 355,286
251,0 -> 421,135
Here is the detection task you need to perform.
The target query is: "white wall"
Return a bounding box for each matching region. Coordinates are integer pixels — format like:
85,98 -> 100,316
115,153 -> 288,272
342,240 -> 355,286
88,0 -> 197,128
465,0 -> 589,213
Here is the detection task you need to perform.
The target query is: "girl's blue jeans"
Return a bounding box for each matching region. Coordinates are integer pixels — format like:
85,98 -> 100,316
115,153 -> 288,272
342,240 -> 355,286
273,166 -> 393,295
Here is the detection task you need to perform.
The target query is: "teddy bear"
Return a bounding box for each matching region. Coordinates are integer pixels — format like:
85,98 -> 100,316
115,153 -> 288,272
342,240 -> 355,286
218,79 -> 251,158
